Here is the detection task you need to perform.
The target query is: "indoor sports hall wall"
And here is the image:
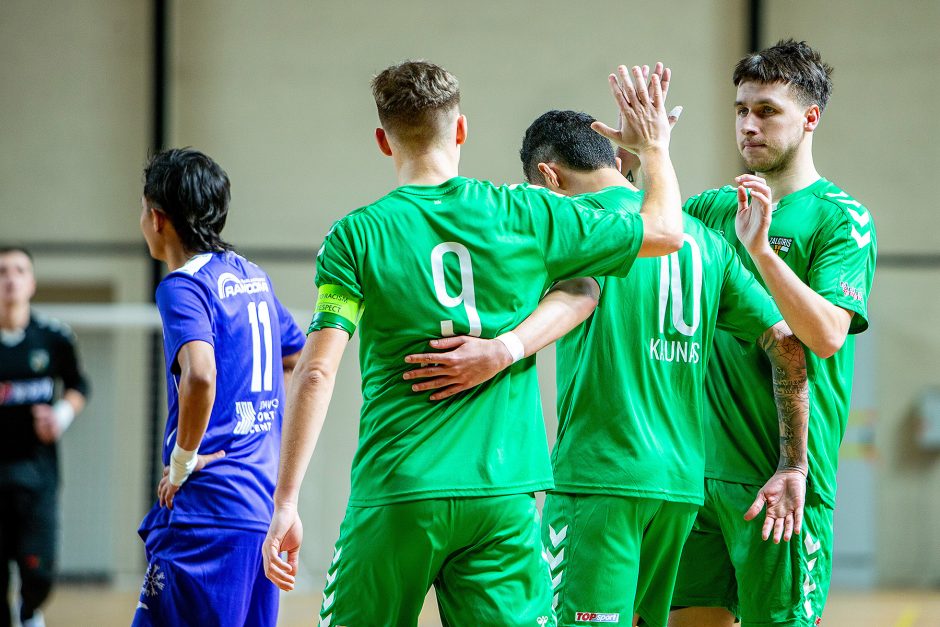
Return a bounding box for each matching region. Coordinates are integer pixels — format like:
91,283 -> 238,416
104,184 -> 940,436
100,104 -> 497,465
1,0 -> 937,591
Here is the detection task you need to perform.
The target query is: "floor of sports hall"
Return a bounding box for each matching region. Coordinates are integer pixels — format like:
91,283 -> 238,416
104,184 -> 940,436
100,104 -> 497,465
42,585 -> 940,626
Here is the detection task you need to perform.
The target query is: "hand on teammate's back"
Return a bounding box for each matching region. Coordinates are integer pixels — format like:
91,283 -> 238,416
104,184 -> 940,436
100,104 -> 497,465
403,336 -> 514,401
591,63 -> 672,156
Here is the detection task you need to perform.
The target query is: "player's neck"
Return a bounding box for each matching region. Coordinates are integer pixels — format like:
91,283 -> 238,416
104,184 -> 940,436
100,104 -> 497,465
0,302 -> 29,331
394,149 -> 459,187
163,245 -> 201,273
759,142 -> 820,200
563,168 -> 638,196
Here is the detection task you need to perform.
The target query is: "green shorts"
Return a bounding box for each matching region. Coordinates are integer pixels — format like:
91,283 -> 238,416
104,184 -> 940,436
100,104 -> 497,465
318,493 -> 554,627
542,492 -> 698,627
672,478 -> 834,626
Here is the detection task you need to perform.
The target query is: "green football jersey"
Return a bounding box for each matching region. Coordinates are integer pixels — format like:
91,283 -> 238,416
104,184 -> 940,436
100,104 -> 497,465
553,208 -> 781,504
685,178 -> 877,507
311,177 -> 646,507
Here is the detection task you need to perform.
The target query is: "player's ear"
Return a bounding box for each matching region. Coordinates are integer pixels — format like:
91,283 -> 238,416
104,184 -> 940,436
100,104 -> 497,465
537,162 -> 563,191
149,207 -> 167,233
375,128 -> 394,157
804,104 -> 820,132
455,114 -> 468,146
614,156 -> 623,172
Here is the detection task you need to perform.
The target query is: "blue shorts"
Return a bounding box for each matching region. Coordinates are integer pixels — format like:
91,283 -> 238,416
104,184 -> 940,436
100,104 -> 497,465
131,525 -> 278,627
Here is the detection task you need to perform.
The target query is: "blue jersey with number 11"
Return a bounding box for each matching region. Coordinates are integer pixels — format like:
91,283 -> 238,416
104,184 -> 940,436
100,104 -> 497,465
140,251 -> 305,534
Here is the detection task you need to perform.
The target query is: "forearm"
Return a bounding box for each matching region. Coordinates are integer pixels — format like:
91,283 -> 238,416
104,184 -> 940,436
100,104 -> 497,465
274,329 -> 348,507
758,323 -> 809,473
512,279 -> 599,357
637,146 -> 683,257
750,248 -> 849,358
175,373 -> 215,451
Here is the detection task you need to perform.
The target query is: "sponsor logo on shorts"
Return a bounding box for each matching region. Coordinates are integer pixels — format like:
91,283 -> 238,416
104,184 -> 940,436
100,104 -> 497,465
575,612 -> 620,623
769,235 -> 793,258
217,272 -> 269,299
141,563 -> 166,598
537,617 -> 550,626
840,281 -> 864,302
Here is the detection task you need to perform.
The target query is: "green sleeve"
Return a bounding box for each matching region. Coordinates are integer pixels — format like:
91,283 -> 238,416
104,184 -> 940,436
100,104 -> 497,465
683,186 -> 735,227
310,220 -> 364,335
716,240 -> 783,341
524,185 -> 644,281
807,211 -> 877,334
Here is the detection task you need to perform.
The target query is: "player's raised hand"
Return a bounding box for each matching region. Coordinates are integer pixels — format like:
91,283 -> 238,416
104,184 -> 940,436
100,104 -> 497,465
735,174 -> 774,254
592,64 -> 671,156
404,336 -> 514,401
744,469 -> 806,543
264,504 -> 303,591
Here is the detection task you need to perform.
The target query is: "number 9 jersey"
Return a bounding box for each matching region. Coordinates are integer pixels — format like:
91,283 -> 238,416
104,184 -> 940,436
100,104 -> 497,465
140,251 -> 306,535
310,176 -> 646,507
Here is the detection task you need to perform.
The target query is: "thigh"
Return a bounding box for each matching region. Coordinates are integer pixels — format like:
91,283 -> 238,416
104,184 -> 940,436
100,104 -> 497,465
320,500 -> 446,627
132,526 -> 266,627
540,492 -> 659,627
635,501 -> 698,627
671,481 -> 738,618
436,494 -> 553,627
714,481 -> 834,626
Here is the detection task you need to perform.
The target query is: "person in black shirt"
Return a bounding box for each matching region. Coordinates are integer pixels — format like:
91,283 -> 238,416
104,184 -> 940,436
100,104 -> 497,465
0,247 -> 88,627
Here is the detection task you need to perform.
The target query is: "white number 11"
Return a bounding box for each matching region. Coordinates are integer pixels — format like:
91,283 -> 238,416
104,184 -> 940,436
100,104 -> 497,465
247,301 -> 273,392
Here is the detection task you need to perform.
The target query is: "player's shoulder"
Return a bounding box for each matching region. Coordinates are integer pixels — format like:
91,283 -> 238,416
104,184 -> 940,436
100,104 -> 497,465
811,179 -> 873,225
31,312 -> 76,342
684,185 -> 737,218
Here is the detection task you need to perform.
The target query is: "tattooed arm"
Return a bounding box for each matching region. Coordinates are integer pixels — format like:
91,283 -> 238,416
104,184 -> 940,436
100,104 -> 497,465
743,320 -> 809,543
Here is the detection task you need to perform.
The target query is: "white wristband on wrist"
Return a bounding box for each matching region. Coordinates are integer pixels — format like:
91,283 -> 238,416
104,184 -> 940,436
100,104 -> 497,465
168,443 -> 199,487
495,331 -> 525,364
52,400 -> 75,433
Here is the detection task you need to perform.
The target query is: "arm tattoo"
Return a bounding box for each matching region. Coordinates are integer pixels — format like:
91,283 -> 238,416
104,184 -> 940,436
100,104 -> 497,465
625,169 -> 635,183
758,322 -> 809,473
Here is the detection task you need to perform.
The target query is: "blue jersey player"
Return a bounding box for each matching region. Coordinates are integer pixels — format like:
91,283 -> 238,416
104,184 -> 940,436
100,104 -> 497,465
132,149 -> 305,627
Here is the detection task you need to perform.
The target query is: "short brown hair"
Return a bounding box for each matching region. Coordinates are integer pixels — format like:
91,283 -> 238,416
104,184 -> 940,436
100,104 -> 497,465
733,39 -> 833,111
371,60 -> 460,144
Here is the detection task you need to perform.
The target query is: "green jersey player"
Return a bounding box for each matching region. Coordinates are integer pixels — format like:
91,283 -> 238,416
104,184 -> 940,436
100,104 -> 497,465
407,107 -> 810,627
663,40 -> 879,627
262,61 -> 685,626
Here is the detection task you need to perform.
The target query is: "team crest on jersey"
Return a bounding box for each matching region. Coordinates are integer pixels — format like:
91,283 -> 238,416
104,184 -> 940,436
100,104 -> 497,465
575,612 -> 620,623
769,235 -> 793,258
217,272 -> 270,299
29,349 -> 49,372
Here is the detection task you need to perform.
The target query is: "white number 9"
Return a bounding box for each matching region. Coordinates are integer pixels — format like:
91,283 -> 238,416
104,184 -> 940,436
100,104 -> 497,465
431,242 -> 482,337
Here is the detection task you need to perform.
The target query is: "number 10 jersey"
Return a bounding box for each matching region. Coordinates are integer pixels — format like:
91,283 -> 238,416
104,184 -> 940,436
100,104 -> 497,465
553,212 -> 782,504
312,177 -> 646,507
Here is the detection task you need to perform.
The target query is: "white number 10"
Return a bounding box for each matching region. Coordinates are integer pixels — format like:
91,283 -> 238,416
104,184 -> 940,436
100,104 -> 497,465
431,242 -> 482,337
247,301 -> 273,392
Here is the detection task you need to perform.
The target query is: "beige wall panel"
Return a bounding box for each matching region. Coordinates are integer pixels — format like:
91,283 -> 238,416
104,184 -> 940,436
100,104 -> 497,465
764,0 -> 940,253
171,0 -> 747,253
0,0 -> 150,242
